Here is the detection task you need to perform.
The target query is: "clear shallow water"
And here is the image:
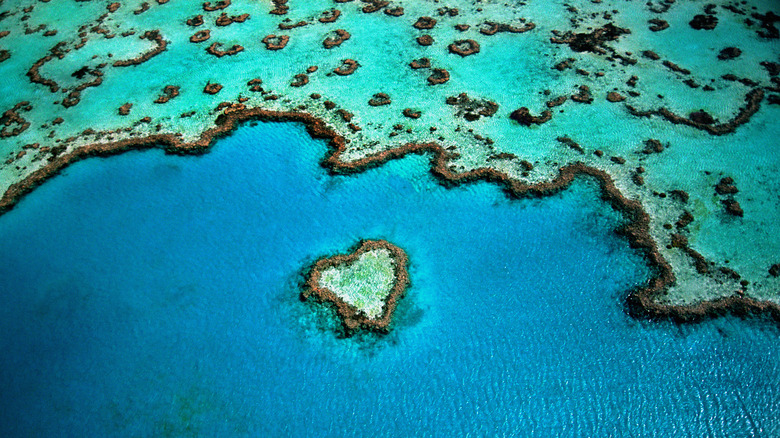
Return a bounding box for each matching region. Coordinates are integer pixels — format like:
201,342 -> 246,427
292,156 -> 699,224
0,121 -> 778,436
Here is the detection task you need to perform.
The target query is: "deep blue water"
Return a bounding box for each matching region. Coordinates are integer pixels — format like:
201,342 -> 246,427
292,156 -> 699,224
0,121 -> 778,436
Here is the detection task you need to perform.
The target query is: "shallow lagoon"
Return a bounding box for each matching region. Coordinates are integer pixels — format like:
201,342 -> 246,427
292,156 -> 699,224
0,122 -> 778,436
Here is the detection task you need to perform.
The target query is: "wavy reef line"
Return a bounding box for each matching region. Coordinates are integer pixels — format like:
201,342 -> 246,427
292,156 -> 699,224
0,107 -> 777,325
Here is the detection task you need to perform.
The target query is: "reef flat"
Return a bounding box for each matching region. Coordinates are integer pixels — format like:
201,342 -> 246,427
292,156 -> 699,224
303,239 -> 409,333
0,0 -> 778,323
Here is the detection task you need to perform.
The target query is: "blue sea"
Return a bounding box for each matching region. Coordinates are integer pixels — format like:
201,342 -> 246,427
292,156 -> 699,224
0,122 -> 778,436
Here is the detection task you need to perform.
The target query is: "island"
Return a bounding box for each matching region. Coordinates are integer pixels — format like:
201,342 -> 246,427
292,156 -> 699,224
302,239 -> 409,333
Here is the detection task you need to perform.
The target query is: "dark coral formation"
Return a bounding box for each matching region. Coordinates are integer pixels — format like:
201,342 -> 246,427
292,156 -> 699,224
203,82 -> 223,94
717,47 -> 742,60
751,11 -> 779,39
626,89 -> 764,135
663,60 -> 691,75
607,92 -> 626,102
118,103 -> 132,115
303,239 -> 410,334
368,93 -> 391,106
446,93 -> 498,121
715,177 -> 738,195
319,9 -> 340,23
187,15 -> 205,26
1,102 -> 31,138
216,12 -> 249,26
546,96 -> 567,107
361,1 -> 389,14
690,14 -> 718,30
571,85 -> 593,103
61,70 -> 103,108
413,16 -> 437,30
262,34 -> 289,50
510,107 -> 552,126
722,199 -> 744,217
278,20 -> 306,30
409,57 -> 431,69
269,0 -> 288,15
206,42 -> 244,57
323,29 -> 350,49
154,85 -> 180,104
290,74 -> 309,87
333,59 -> 359,76
556,136 -> 584,154
384,7 -> 404,17
203,1 -> 230,12
427,68 -> 449,85
448,39 -> 480,56
247,78 -> 263,92
480,21 -> 535,35
190,29 -> 211,43
550,23 -> 630,54
402,108 -> 421,119
642,139 -> 664,154
113,30 -> 168,67
648,18 -> 669,32
416,35 -> 434,46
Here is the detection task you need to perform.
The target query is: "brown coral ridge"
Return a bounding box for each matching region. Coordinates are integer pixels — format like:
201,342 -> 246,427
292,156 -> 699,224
446,93 -> 498,121
413,16 -> 437,30
648,18 -> 669,32
571,85 -> 593,103
0,109 -> 777,325
368,93 -> 391,106
61,70 -> 104,108
409,58 -> 430,69
190,29 -> 211,43
690,14 -> 718,30
480,21 -> 535,35
323,29 -> 350,49
216,13 -> 249,26
270,0 -> 289,15
279,20 -> 306,30
206,42 -> 244,57
203,0 -> 230,12
427,68 -> 449,85
113,30 -> 168,67
203,82 -> 223,94
333,59 -> 359,76
416,35 -> 433,46
187,15 -> 205,26
402,108 -> 421,119
262,34 -> 289,50
448,39 -> 480,56
290,74 -> 309,87
154,85 -> 180,104
510,107 -> 552,126
1,102 -> 31,138
385,7 -> 404,17
550,23 -> 630,54
625,89 -> 764,135
303,239 -> 409,333
319,9 -> 340,23
361,1 -> 389,14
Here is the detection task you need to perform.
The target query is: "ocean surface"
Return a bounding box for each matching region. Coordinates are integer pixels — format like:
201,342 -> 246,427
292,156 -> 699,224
0,121 -> 778,436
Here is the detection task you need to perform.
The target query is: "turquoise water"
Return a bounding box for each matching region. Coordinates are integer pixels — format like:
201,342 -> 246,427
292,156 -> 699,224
0,121 -> 778,436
